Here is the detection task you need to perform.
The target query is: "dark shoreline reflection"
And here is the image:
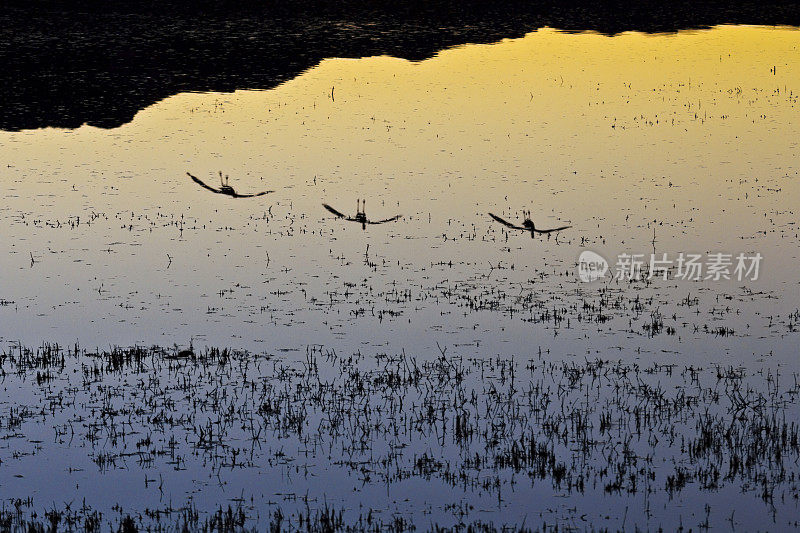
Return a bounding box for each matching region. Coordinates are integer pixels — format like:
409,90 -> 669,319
2,0 -> 799,131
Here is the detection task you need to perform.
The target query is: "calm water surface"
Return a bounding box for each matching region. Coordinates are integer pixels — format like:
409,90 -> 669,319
1,25 -> 799,530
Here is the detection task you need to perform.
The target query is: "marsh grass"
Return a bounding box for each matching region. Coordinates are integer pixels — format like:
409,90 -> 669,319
1,343 -> 799,529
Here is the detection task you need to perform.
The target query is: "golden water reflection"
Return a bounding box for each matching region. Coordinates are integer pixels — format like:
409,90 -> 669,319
1,25 -> 799,351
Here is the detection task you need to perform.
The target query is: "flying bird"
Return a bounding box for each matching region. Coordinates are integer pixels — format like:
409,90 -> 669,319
187,171 -> 273,198
489,210 -> 571,239
323,199 -> 401,230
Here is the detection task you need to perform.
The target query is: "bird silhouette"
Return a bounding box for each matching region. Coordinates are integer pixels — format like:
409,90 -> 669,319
187,171 -> 273,198
323,199 -> 401,230
489,210 -> 571,239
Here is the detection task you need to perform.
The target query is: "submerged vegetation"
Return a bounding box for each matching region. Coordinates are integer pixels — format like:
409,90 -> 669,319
1,343 -> 799,530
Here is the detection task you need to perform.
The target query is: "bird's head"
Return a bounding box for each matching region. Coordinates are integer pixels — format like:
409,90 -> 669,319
522,210 -> 534,230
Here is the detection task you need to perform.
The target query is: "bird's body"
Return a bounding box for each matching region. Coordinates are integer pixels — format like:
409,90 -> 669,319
187,171 -> 273,198
489,211 -> 571,239
323,199 -> 401,230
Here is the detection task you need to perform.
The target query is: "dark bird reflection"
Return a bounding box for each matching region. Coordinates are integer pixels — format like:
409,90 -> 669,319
323,199 -> 401,230
489,211 -> 571,239
187,171 -> 273,198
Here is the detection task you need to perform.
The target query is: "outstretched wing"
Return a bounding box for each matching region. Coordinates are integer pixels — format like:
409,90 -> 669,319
489,212 -> 525,231
187,172 -> 221,194
231,190 -> 274,198
534,225 -> 572,234
368,214 -> 402,225
322,203 -> 348,218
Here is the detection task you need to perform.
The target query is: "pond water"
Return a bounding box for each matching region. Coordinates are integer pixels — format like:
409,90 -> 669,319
1,25 -> 799,530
